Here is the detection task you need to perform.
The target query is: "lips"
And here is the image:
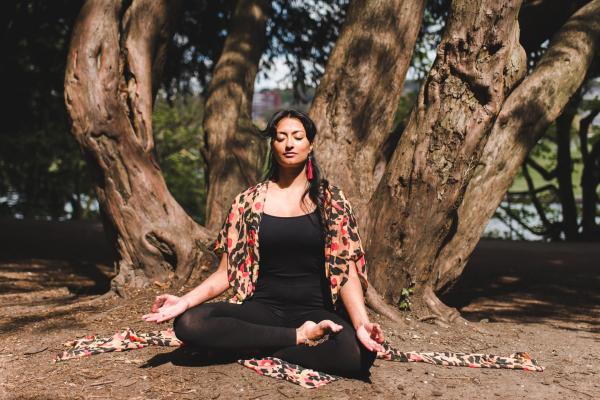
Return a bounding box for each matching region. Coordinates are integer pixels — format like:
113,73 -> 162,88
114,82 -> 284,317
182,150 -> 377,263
283,152 -> 296,157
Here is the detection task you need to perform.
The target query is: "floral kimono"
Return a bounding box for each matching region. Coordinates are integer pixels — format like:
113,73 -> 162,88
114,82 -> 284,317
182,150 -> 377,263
211,179 -> 368,309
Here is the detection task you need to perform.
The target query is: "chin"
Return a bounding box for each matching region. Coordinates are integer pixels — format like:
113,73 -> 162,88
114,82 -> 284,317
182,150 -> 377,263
276,159 -> 302,168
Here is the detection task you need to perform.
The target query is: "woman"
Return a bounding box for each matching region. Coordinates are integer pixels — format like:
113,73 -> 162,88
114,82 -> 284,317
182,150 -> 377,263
142,109 -> 385,379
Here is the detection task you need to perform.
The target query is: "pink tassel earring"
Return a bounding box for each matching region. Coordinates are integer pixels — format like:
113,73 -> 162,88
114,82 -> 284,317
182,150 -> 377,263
307,154 -> 313,181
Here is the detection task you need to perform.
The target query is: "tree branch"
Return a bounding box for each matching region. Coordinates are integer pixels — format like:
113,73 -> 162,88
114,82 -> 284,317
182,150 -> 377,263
525,157 -> 557,181
499,204 -> 550,237
507,183 -> 559,197
579,107 -> 600,160
522,162 -> 554,229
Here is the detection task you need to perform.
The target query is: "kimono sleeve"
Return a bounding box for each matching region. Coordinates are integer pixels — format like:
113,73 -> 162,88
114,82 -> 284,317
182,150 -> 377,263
339,191 -> 369,293
211,198 -> 237,257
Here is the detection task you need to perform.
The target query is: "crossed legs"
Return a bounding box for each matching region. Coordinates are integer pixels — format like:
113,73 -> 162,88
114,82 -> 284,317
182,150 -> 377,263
172,300 -> 376,378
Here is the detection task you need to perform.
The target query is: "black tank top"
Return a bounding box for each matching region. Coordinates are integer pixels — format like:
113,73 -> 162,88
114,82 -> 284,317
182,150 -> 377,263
251,209 -> 333,312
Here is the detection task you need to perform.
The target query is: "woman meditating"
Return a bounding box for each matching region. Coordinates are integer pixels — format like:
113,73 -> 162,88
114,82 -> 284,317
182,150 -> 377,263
142,109 -> 385,379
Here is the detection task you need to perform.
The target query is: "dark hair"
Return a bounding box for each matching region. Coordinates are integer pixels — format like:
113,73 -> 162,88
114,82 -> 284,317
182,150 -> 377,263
260,109 -> 329,237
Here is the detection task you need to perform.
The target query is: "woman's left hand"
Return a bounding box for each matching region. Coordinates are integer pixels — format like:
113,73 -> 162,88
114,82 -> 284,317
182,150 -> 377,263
356,322 -> 385,353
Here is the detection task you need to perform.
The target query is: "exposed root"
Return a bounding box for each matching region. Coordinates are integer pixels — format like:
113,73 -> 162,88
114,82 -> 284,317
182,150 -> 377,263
418,314 -> 450,328
365,285 -> 406,325
70,288 -> 119,308
422,285 -> 469,325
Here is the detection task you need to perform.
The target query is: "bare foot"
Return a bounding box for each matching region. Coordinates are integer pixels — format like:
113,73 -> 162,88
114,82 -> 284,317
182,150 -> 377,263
296,320 -> 343,345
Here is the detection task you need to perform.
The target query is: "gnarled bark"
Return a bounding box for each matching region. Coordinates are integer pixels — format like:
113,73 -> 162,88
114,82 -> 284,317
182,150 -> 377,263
310,0 -> 425,230
431,0 -> 600,312
203,0 -> 270,231
64,0 -> 212,294
366,0 -> 525,317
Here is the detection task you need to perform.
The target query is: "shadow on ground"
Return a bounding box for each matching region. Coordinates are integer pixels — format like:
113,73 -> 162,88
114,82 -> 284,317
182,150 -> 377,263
442,239 -> 600,333
1,218 -> 599,334
0,218 -> 115,334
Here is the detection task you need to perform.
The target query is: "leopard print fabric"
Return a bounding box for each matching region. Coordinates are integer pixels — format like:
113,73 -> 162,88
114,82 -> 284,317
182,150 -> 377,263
211,179 -> 368,309
53,328 -> 181,361
54,328 -> 544,389
239,357 -> 339,388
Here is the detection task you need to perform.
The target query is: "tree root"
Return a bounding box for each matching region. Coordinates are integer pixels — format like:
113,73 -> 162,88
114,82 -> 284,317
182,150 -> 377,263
422,285 -> 469,326
71,288 -> 119,308
365,285 -> 406,325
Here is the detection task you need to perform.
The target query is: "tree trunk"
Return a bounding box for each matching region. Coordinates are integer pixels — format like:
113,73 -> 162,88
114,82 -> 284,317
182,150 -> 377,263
555,95 -> 581,240
365,0 -> 525,318
64,0 -> 213,295
309,0 -> 425,229
203,0 -> 270,231
581,132 -> 600,240
429,0 -> 600,316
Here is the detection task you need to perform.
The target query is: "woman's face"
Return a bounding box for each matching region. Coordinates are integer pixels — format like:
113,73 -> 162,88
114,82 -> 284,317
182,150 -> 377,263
271,117 -> 313,170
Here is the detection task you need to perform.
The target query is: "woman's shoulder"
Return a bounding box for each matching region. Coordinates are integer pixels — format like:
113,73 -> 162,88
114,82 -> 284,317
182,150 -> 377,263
230,180 -> 269,206
324,181 -> 349,203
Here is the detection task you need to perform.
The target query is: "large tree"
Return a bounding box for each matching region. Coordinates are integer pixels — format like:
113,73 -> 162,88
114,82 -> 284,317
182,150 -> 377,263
63,0 -> 600,321
64,0 -> 212,294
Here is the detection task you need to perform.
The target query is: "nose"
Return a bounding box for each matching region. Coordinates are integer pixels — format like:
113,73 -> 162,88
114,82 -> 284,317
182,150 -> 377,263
285,137 -> 294,149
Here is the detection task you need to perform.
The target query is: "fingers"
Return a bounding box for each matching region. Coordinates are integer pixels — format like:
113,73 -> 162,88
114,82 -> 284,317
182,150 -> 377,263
371,339 -> 385,353
321,320 -> 343,332
151,294 -> 168,313
359,335 -> 383,352
371,323 -> 385,343
362,335 -> 385,353
142,313 -> 161,323
142,310 -> 173,324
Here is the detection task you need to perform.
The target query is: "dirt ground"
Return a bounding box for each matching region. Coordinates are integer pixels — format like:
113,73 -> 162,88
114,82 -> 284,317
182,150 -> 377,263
0,218 -> 598,400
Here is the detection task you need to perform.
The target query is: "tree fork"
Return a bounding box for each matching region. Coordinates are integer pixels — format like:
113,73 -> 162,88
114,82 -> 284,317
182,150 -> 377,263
430,0 -> 600,319
64,0 -> 213,295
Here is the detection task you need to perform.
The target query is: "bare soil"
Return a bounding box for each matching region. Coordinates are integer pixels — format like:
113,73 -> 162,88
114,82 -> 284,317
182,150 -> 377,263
0,218 -> 598,400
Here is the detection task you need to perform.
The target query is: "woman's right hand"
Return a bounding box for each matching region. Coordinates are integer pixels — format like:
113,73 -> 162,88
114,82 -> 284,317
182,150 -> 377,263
142,294 -> 190,324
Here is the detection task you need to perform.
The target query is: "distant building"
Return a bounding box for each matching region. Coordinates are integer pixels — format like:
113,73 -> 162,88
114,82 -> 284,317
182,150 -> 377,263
252,90 -> 282,120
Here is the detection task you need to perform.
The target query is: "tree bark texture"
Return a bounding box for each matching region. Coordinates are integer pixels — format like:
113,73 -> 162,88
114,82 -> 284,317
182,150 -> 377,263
309,0 -> 425,230
556,96 -> 581,240
203,0 -> 270,231
365,0 -> 525,314
430,0 -> 600,304
64,0 -> 213,293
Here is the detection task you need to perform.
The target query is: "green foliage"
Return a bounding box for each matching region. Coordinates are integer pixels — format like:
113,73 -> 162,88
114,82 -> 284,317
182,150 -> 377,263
152,94 -> 207,224
488,79 -> 600,241
0,0 -> 93,220
397,285 -> 415,311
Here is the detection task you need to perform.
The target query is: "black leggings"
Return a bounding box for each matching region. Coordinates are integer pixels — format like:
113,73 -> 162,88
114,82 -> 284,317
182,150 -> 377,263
173,299 -> 377,378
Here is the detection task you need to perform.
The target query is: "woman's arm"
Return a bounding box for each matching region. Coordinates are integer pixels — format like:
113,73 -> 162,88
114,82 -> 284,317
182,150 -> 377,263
142,253 -> 230,323
339,260 -> 370,329
340,260 -> 385,352
180,252 -> 230,308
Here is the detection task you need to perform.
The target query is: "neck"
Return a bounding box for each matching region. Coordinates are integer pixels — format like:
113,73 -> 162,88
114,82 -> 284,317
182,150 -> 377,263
275,164 -> 309,189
